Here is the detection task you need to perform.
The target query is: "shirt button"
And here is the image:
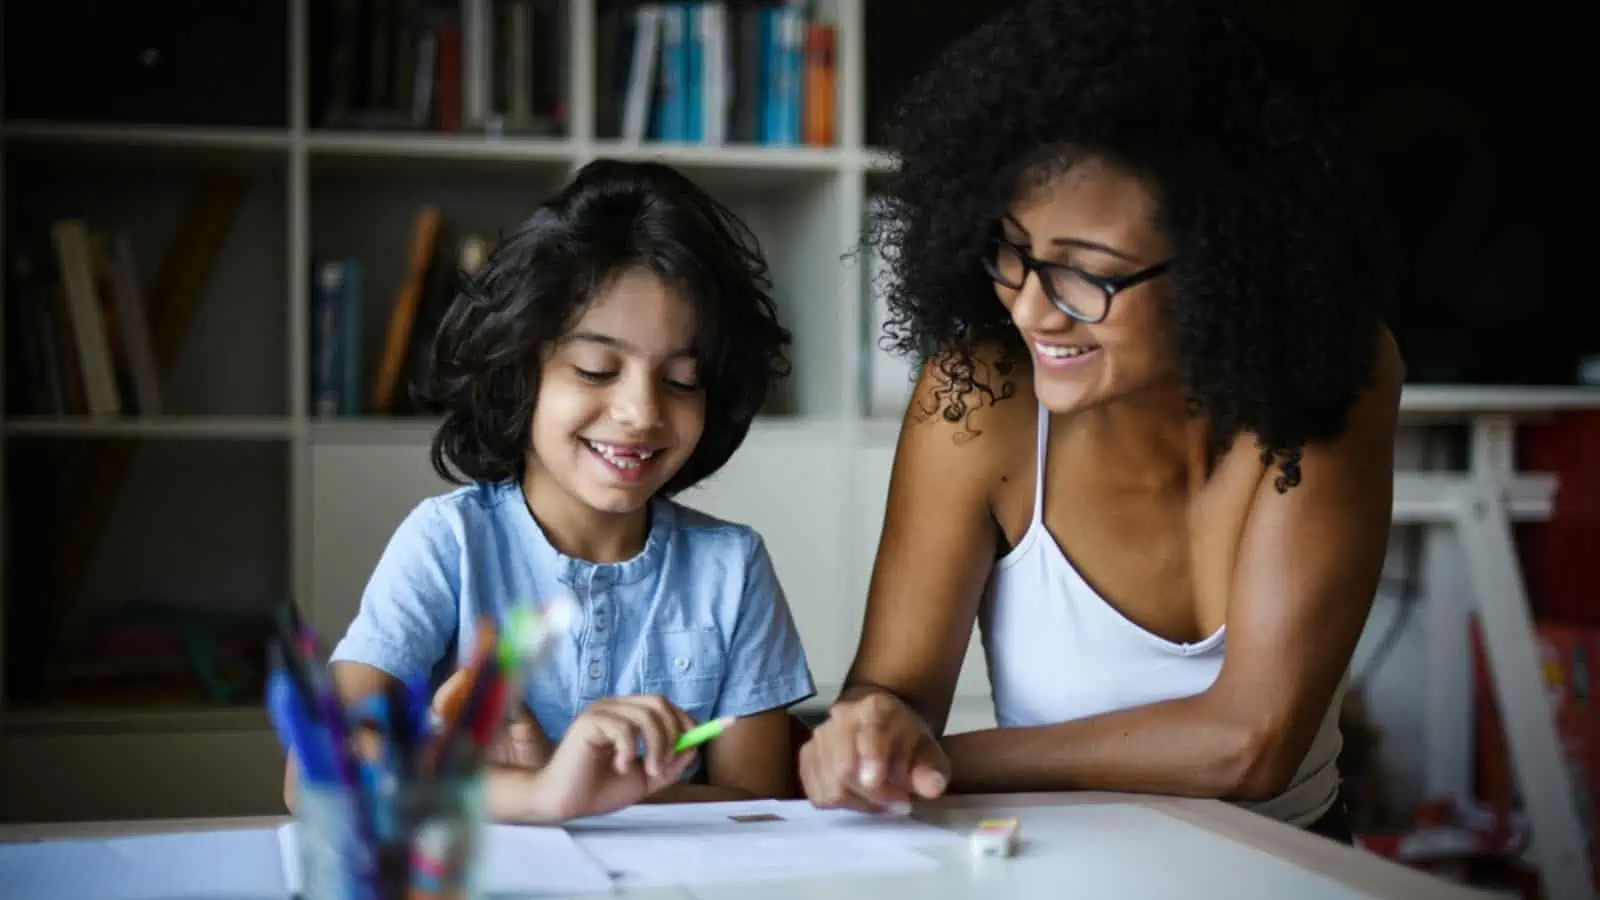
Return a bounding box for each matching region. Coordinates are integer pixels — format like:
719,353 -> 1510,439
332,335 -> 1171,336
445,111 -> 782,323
674,657 -> 690,672
588,663 -> 603,679
594,618 -> 607,632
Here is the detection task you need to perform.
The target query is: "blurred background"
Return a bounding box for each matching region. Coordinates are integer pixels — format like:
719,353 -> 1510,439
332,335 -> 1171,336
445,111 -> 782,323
0,0 -> 1593,894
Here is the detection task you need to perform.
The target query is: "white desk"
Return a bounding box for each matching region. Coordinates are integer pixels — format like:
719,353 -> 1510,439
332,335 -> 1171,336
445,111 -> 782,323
0,792 -> 1492,900
1394,386 -> 1600,900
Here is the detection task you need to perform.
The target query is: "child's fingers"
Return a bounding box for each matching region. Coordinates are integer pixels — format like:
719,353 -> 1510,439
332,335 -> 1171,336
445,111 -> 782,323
669,703 -> 696,737
579,709 -> 638,776
655,748 -> 697,789
609,697 -> 677,776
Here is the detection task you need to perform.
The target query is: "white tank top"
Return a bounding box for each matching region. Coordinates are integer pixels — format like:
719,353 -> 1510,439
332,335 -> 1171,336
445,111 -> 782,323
977,402 -> 1345,827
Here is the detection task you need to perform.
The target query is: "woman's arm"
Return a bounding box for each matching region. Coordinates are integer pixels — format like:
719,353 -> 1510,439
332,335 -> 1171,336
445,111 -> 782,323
940,336 -> 1403,799
841,351 -> 1021,732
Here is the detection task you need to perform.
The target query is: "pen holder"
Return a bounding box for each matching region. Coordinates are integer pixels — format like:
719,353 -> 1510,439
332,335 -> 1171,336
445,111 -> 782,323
295,774 -> 488,900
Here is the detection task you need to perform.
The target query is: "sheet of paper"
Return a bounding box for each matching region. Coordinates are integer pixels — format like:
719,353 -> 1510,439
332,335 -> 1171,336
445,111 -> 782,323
0,826 -> 288,900
567,798 -> 962,846
752,799 -> 968,849
477,824 -> 616,895
563,799 -> 956,887
277,822 -> 615,897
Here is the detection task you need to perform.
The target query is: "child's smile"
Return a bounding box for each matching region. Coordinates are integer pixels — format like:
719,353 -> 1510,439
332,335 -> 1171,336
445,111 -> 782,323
579,438 -> 664,484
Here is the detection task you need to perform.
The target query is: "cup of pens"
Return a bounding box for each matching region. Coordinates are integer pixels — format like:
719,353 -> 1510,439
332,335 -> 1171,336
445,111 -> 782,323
293,767 -> 487,900
289,696 -> 489,900
269,598 -> 574,900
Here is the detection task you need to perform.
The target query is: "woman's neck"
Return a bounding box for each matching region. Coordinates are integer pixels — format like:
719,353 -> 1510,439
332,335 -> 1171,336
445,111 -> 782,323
520,467 -> 651,564
1069,381 -> 1211,493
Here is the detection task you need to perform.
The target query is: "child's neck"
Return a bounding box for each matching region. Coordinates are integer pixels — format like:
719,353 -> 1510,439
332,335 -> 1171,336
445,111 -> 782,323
519,470 -> 651,564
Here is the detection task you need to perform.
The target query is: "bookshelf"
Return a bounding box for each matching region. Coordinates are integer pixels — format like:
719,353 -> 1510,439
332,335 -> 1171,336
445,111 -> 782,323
0,0 -> 1000,821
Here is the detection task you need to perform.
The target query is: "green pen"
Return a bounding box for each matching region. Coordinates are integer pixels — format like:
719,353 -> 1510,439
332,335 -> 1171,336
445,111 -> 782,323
674,715 -> 737,753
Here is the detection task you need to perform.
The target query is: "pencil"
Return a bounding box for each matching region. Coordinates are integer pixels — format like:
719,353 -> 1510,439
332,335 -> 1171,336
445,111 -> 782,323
674,715 -> 737,753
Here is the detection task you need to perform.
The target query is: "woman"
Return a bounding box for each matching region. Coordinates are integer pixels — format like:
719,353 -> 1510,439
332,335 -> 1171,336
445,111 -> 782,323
798,0 -> 1402,842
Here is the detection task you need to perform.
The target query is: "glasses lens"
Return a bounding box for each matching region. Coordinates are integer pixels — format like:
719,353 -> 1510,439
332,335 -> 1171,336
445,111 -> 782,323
984,239 -> 1026,289
1043,268 -> 1109,322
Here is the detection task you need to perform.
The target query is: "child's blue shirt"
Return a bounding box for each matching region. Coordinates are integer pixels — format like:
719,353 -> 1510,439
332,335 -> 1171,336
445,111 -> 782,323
330,480 -> 815,773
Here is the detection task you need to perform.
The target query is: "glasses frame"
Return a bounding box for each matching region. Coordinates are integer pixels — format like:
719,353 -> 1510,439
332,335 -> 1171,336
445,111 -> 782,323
983,235 -> 1173,324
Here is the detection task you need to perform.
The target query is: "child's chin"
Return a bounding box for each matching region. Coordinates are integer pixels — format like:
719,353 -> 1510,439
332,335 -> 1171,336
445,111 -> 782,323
579,482 -> 658,515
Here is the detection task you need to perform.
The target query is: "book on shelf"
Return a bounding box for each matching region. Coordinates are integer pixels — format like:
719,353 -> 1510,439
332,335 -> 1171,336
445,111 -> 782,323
314,0 -> 566,136
5,176 -> 246,421
597,1 -> 835,146
311,258 -> 364,417
311,207 -> 485,419
8,224 -> 178,419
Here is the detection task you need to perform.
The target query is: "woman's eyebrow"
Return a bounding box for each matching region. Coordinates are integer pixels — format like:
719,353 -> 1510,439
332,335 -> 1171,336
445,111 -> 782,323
1049,236 -> 1137,263
1003,213 -> 1137,262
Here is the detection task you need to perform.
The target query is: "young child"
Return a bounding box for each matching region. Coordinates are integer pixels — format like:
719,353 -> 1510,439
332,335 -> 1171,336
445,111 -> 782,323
287,159 -> 814,824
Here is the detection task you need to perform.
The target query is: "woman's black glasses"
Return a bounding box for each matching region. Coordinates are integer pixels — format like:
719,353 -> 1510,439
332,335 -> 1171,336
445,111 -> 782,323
982,236 -> 1172,324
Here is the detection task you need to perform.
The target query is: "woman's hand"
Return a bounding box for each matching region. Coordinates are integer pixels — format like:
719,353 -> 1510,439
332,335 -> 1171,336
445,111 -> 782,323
431,668 -> 554,770
798,690 -> 950,813
529,695 -> 700,821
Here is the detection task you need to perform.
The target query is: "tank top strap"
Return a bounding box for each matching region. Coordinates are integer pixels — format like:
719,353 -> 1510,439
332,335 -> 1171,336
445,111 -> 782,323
1031,401 -> 1050,527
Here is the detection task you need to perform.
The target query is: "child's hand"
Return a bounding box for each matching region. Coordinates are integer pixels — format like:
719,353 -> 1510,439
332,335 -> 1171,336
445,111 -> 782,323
431,668 -> 554,770
533,695 -> 699,820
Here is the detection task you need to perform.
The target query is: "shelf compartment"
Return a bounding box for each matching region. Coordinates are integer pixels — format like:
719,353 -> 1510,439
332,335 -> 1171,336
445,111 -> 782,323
590,2 -> 840,156
306,167 -> 577,418
5,159 -> 291,417
0,724 -> 284,822
3,0 -> 290,132
3,439 -> 289,711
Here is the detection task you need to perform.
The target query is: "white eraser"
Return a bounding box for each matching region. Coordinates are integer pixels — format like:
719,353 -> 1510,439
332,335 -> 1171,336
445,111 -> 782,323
969,817 -> 1020,857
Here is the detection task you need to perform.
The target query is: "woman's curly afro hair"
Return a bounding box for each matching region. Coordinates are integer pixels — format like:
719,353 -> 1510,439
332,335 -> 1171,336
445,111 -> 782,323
418,158 -> 791,496
871,0 -> 1398,490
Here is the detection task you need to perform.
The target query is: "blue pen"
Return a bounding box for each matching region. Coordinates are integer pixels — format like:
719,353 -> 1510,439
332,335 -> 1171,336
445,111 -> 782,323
352,693 -> 403,844
267,660 -> 336,783
278,620 -> 385,900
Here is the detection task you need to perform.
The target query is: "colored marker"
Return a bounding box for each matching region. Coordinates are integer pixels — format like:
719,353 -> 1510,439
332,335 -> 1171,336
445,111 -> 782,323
674,715 -> 737,753
499,596 -> 576,674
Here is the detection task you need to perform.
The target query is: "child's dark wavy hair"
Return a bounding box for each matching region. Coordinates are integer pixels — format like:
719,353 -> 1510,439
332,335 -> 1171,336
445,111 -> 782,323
872,0 -> 1398,491
417,158 -> 791,496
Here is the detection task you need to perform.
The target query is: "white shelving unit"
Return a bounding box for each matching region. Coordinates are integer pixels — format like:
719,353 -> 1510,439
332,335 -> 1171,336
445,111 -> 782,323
0,0 -> 935,823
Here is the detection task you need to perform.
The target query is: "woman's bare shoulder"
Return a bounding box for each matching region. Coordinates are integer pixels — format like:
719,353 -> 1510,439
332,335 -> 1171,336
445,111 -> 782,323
903,341 -> 1037,454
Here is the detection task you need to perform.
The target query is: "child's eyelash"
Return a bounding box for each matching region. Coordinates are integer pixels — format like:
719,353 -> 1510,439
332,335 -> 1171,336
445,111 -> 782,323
575,368 -> 699,392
